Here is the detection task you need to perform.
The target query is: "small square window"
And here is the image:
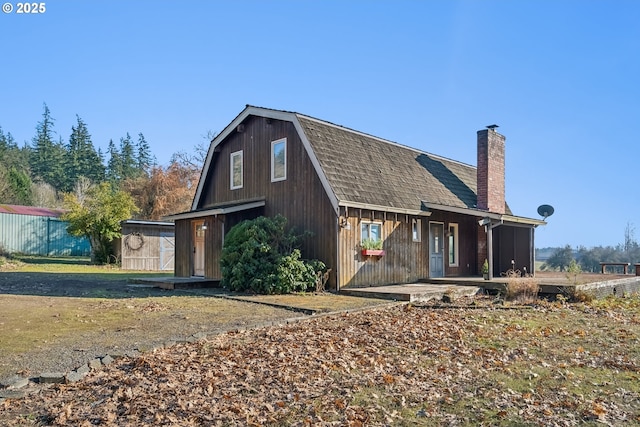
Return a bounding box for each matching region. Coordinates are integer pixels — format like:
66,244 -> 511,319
271,138 -> 286,182
361,221 -> 382,246
230,150 -> 243,189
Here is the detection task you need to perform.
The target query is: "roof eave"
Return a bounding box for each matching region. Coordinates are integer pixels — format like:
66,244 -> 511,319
422,202 -> 546,227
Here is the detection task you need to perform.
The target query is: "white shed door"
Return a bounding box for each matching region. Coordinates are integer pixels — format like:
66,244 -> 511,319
159,232 -> 175,271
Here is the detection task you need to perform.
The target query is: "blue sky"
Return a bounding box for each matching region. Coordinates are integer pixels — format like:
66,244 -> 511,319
1,0 -> 638,249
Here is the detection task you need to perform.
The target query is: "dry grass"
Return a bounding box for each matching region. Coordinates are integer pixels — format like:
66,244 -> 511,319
505,278 -> 540,304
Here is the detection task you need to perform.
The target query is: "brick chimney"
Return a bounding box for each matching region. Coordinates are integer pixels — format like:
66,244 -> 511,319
477,125 -> 505,214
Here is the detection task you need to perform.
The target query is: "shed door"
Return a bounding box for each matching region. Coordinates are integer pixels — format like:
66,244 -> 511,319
193,221 -> 205,276
429,222 -> 444,278
159,232 -> 175,271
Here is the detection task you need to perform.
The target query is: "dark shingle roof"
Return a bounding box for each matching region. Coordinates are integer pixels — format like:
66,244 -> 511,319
296,115 -> 480,213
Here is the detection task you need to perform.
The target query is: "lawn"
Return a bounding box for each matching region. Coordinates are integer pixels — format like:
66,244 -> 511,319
1,257 -> 639,425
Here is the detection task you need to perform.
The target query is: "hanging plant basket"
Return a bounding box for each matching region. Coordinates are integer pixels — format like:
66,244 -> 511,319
361,249 -> 385,257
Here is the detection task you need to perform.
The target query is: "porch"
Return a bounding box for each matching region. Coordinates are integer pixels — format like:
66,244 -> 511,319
340,272 -> 640,302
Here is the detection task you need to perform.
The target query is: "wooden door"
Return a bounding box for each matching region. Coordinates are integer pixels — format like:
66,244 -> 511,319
429,222 -> 444,278
193,221 -> 205,276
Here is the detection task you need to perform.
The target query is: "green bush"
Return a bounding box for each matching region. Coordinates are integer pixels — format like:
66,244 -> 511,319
220,215 -> 326,294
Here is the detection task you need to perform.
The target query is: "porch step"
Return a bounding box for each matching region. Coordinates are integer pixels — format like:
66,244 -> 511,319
340,283 -> 481,303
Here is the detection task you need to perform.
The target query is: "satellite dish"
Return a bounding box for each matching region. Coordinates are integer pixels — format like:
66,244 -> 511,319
537,204 -> 555,219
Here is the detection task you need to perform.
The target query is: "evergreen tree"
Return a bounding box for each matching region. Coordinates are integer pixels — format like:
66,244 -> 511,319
119,133 -> 137,181
136,132 -> 153,176
65,115 -> 105,191
106,139 -> 122,184
30,104 -> 66,190
7,166 -> 33,205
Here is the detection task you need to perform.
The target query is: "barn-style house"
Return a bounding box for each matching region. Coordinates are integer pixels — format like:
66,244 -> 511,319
166,105 -> 545,290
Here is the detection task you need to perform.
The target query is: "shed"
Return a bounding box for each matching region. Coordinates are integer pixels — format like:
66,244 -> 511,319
115,220 -> 175,271
0,204 -> 90,256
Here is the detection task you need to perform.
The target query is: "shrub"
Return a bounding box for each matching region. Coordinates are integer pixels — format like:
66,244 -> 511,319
505,278 -> 539,304
220,215 -> 326,294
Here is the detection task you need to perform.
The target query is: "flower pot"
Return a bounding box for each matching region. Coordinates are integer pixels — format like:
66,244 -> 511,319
361,249 -> 385,257
483,273 -> 489,280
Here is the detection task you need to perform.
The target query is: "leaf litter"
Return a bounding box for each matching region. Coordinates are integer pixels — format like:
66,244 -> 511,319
2,297 -> 640,426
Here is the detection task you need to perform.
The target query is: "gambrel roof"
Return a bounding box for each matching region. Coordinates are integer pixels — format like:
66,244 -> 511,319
192,106 -> 543,225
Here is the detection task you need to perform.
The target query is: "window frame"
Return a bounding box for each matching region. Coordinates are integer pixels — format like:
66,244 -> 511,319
448,223 -> 459,267
361,221 -> 382,245
412,218 -> 422,242
271,138 -> 287,182
230,150 -> 243,190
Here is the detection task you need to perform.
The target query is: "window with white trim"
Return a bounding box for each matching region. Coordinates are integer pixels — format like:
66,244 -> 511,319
448,223 -> 459,266
271,138 -> 286,182
412,218 -> 421,242
230,150 -> 243,189
361,221 -> 382,245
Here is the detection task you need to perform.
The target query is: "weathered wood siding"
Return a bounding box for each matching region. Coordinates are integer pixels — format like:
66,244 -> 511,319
427,210 -> 479,277
338,210 -> 427,288
189,115 -> 337,287
339,209 -> 480,288
118,223 -> 175,271
174,219 -> 191,277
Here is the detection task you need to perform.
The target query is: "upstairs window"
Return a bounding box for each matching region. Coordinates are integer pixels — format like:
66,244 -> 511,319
230,150 -> 243,189
271,138 -> 286,182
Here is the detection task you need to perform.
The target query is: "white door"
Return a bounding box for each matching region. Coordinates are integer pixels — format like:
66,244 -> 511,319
159,232 -> 175,271
193,221 -> 205,276
429,222 -> 444,278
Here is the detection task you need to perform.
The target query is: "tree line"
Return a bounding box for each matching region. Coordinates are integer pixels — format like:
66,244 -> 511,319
0,103 -> 206,220
542,223 -> 640,273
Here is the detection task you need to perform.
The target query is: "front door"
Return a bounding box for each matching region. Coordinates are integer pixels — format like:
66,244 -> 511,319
193,220 -> 205,276
429,222 -> 444,278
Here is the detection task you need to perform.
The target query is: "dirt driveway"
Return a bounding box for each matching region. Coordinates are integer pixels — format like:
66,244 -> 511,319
0,271 -> 387,385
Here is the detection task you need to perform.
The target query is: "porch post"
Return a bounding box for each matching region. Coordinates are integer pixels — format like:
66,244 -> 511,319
487,226 -> 494,280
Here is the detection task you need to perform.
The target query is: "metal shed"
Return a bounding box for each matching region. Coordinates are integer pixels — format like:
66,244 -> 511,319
115,220 -> 175,271
0,204 -> 90,256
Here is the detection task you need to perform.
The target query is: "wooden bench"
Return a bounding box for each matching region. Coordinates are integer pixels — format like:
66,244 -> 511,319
600,262 -> 630,274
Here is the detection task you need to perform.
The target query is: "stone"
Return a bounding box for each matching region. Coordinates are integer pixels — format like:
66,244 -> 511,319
101,355 -> 114,366
7,377 -> 30,389
39,373 -> 65,384
88,358 -> 103,371
75,364 -> 90,375
65,371 -> 86,383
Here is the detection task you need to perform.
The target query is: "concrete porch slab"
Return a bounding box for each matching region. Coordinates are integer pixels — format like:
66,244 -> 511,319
340,283 -> 481,303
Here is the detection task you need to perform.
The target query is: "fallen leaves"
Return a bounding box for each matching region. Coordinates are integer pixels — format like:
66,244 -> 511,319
1,298 -> 640,425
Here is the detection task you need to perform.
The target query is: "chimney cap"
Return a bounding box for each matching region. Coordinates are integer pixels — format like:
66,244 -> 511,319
486,124 -> 499,130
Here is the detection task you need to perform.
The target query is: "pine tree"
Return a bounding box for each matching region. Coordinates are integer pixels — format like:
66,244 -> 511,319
106,139 -> 122,184
65,115 -> 105,191
136,132 -> 153,177
30,104 -> 66,191
119,133 -> 137,181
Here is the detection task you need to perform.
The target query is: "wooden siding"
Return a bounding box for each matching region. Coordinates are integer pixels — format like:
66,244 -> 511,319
493,225 -> 533,276
427,210 -> 479,277
174,219 -> 191,277
118,223 -> 175,271
338,210 -> 428,288
182,115 -> 337,287
338,209 -> 481,288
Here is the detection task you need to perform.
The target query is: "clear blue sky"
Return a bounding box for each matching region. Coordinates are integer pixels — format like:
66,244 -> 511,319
1,1 -> 638,249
